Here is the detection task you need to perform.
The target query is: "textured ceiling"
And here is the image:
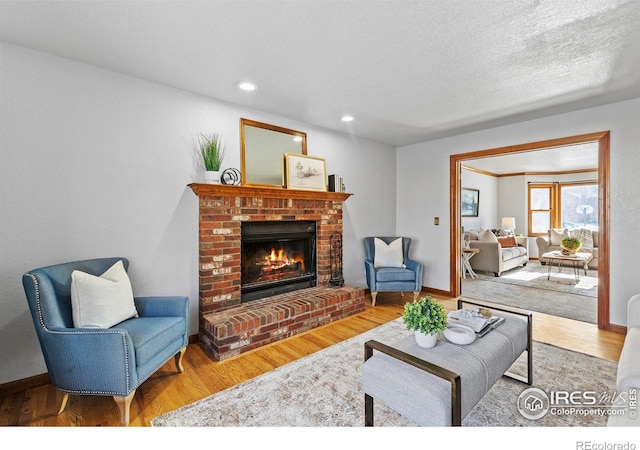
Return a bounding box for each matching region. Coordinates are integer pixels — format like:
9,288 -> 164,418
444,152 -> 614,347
464,142 -> 599,175
2,0 -> 640,148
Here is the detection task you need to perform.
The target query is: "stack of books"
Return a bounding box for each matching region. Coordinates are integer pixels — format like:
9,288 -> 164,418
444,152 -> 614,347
328,174 -> 345,192
448,308 -> 505,338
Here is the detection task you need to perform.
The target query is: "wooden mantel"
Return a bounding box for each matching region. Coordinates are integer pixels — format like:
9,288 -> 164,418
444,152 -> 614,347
188,183 -> 352,201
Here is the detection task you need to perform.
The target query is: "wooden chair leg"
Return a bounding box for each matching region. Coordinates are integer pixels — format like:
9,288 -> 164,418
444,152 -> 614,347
413,291 -> 419,301
57,392 -> 69,415
175,346 -> 187,373
371,292 -> 378,307
113,391 -> 136,426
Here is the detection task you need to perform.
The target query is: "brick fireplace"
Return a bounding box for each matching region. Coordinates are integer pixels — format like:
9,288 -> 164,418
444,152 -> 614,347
188,183 -> 367,360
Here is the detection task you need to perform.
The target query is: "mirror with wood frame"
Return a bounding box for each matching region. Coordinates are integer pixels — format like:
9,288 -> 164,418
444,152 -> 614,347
240,118 -> 307,187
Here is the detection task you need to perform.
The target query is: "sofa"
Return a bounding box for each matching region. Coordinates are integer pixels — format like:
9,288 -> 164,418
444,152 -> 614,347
608,294 -> 640,426
536,228 -> 598,270
466,229 -> 529,277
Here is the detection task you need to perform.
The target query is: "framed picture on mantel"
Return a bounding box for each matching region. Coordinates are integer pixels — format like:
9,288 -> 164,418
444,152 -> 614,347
461,187 -> 479,217
283,153 -> 327,191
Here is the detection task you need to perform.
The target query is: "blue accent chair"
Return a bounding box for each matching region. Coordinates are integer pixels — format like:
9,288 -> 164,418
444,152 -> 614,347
363,237 -> 423,306
22,257 -> 188,426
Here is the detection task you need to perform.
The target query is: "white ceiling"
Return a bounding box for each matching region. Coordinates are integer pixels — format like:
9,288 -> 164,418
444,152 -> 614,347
2,0 -> 640,150
464,141 -> 599,174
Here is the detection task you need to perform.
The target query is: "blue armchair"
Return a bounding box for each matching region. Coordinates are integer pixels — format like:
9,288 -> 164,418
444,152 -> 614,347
22,257 -> 188,426
363,237 -> 423,306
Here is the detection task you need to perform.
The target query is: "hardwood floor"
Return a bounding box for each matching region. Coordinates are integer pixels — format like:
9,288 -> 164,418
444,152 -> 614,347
0,292 -> 625,427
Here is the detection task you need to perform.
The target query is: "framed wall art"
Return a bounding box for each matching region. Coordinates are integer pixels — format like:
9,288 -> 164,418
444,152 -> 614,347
461,187 -> 480,217
283,153 -> 327,191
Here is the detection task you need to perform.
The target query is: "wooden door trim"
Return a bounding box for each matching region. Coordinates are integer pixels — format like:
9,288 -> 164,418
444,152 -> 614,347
449,131 -> 611,330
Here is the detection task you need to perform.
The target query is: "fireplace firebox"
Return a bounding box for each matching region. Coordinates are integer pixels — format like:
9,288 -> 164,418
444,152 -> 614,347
241,221 -> 317,302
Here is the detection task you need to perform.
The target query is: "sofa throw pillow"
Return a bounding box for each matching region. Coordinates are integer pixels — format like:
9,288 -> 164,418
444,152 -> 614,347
478,229 -> 498,242
374,237 -> 405,268
549,228 -> 569,246
70,260 -> 138,328
575,228 -> 594,250
497,236 -> 518,248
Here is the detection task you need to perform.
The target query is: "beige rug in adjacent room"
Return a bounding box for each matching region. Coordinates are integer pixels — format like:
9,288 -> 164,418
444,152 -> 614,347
462,261 -> 597,324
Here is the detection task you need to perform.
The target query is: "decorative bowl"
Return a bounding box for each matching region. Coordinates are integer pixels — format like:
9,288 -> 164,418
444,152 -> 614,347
443,324 -> 476,345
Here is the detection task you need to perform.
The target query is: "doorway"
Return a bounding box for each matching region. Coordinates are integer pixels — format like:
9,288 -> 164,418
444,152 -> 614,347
449,131 -> 611,330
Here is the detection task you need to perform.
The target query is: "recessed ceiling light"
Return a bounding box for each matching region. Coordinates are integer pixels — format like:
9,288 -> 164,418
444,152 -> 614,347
341,115 -> 354,122
292,136 -> 303,142
237,81 -> 257,92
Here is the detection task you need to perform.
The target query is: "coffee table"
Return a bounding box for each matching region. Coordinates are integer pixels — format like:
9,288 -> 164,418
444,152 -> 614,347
541,251 -> 593,282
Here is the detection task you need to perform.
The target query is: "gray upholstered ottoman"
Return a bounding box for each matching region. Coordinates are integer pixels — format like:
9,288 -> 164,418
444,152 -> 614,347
362,299 -> 532,426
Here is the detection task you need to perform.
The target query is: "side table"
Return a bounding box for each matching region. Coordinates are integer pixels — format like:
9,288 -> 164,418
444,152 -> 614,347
461,248 -> 480,279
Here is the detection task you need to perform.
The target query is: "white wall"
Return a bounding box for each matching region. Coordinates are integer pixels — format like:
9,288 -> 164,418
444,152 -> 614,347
397,98 -> 640,327
0,43 -> 396,384
461,169 -> 497,231
496,175 -> 526,235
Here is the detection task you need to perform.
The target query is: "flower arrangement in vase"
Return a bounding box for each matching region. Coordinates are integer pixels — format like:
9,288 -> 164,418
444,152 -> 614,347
402,296 -> 448,348
560,236 -> 582,255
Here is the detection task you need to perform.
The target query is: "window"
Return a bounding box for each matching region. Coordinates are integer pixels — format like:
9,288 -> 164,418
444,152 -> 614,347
528,184 -> 556,236
528,182 -> 598,236
560,183 -> 598,230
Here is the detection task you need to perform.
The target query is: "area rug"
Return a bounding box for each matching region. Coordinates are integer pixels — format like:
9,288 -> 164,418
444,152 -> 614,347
472,261 -> 598,297
463,262 -> 597,324
151,318 -> 617,427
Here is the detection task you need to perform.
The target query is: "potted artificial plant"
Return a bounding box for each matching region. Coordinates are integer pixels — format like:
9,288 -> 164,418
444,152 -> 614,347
197,132 -> 225,183
402,296 -> 448,348
560,236 -> 582,255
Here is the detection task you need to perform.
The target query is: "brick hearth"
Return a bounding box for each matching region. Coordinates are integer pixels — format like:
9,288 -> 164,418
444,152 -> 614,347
201,285 -> 365,360
188,184 -> 366,360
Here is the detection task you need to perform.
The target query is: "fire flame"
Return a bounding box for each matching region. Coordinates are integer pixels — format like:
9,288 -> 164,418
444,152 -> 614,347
261,247 -> 304,271
268,248 -> 286,262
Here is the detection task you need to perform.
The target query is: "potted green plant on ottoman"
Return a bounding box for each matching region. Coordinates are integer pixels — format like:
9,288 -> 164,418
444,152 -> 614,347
402,296 -> 448,348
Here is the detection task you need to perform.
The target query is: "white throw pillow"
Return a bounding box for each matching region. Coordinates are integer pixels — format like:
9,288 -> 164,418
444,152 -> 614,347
575,228 -> 594,250
70,260 -> 138,328
373,237 -> 405,268
549,228 -> 569,246
478,229 -> 498,242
